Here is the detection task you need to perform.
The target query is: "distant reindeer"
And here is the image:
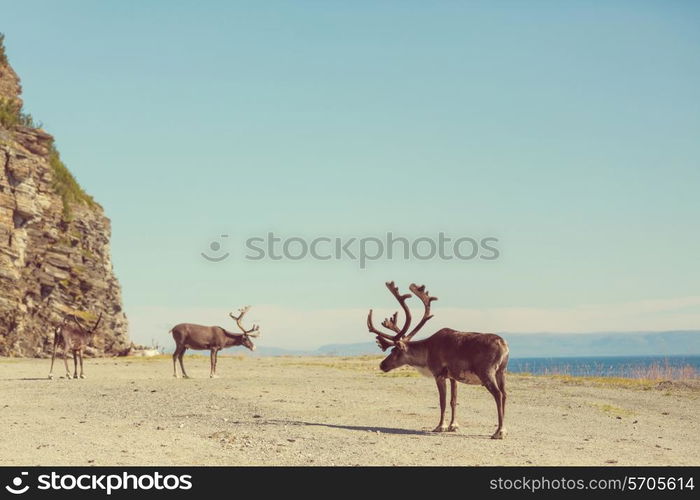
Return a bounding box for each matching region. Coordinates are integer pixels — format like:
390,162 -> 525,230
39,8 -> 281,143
48,312 -> 103,380
170,306 -> 260,378
367,282 -> 509,439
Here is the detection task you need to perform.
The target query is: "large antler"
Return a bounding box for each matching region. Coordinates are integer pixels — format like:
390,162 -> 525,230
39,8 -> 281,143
367,310 -> 400,350
367,281 -> 413,350
404,283 -> 438,341
89,312 -> 103,335
384,281 -> 412,336
229,306 -> 260,337
70,311 -> 102,336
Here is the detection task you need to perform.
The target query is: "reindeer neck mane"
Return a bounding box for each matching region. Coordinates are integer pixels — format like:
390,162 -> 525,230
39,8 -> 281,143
221,328 -> 243,339
403,339 -> 430,367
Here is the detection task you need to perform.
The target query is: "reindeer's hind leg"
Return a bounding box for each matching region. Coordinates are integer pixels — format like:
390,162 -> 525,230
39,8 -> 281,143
178,348 -> 190,379
72,350 -> 79,379
48,335 -> 58,379
447,379 -> 459,432
173,345 -> 182,378
483,371 -> 506,439
78,348 -> 86,379
496,365 -> 507,421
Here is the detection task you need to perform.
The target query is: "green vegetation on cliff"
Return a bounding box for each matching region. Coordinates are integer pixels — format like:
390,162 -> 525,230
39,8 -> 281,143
0,98 -> 37,129
1,100 -> 94,217
48,144 -> 96,218
1,33 -> 95,219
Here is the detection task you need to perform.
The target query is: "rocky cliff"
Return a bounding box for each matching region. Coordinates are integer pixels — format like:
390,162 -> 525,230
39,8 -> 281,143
0,35 -> 128,356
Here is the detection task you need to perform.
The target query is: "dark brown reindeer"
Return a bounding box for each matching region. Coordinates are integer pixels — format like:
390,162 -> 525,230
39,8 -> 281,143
367,282 -> 509,439
48,312 -> 103,380
170,306 -> 260,379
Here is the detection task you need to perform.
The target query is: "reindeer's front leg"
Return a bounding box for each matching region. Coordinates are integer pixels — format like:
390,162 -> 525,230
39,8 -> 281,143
72,350 -> 79,379
211,349 -> 219,378
432,376 -> 448,432
62,346 -> 71,379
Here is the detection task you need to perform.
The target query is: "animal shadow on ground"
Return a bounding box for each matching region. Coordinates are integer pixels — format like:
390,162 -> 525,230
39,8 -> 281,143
2,377 -> 55,381
266,419 -> 488,438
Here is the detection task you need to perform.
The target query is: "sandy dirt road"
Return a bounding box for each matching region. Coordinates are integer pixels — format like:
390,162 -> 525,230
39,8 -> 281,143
0,355 -> 698,466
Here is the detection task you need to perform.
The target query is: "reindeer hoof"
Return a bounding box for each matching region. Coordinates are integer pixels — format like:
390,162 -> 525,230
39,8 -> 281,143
48,374 -> 54,380
79,374 -> 86,379
65,373 -> 72,379
182,375 -> 190,379
491,429 -> 507,440
432,425 -> 447,433
73,374 -> 79,379
210,375 -> 219,379
447,424 -> 460,432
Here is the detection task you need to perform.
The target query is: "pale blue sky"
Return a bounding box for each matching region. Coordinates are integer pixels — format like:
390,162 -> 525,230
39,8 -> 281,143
3,1 -> 699,348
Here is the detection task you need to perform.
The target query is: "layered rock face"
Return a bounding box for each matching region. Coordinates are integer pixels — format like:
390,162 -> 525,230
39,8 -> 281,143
0,45 -> 128,356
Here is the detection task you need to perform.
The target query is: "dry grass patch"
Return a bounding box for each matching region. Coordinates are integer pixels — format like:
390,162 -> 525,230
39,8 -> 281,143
588,402 -> 635,417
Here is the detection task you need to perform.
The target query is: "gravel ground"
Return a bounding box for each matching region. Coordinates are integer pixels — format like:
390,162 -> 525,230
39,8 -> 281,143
0,355 -> 698,466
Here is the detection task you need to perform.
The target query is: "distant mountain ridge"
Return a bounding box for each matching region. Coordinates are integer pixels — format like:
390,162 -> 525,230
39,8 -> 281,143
249,331 -> 700,358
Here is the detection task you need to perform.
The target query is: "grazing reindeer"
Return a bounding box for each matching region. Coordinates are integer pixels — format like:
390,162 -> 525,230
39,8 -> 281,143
367,282 -> 509,439
171,306 -> 260,379
48,312 -> 103,380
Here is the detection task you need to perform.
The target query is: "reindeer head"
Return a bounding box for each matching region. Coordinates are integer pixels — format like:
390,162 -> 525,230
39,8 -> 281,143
367,282 -> 437,372
229,306 -> 260,351
239,334 -> 256,351
379,340 -> 411,372
70,312 -> 103,339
